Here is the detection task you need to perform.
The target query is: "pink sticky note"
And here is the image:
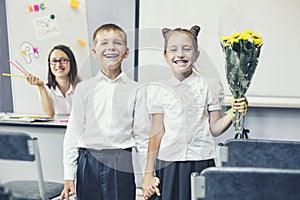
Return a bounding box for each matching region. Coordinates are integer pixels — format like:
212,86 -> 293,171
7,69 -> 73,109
58,119 -> 68,123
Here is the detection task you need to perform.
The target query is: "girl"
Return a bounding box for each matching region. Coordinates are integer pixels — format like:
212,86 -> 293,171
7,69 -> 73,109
26,45 -> 79,117
142,25 -> 247,200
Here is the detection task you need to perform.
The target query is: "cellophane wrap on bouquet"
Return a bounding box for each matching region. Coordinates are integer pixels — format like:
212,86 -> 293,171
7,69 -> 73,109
220,30 -> 263,136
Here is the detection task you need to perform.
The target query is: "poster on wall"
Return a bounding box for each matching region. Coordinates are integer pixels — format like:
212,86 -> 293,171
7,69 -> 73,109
6,0 -> 92,114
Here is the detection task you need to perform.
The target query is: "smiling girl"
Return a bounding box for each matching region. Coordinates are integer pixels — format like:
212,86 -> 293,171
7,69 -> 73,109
142,25 -> 248,200
26,45 -> 79,117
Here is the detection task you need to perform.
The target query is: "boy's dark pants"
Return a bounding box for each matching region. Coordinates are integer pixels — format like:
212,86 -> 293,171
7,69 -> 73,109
76,148 -> 136,200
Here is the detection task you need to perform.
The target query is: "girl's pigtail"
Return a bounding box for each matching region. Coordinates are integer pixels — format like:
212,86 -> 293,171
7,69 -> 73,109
162,28 -> 172,39
190,25 -> 201,38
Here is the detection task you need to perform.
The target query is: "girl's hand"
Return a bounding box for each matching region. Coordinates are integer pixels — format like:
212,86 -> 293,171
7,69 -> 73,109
142,174 -> 161,199
232,96 -> 248,115
26,74 -> 44,87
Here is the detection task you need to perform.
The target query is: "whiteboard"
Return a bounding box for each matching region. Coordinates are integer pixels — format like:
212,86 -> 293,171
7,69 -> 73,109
138,0 -> 300,108
6,0 -> 92,114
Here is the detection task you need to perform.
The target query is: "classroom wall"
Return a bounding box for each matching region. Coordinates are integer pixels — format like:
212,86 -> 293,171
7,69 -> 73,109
138,0 -> 300,141
138,0 -> 300,108
216,107 -> 300,143
85,0 -> 137,78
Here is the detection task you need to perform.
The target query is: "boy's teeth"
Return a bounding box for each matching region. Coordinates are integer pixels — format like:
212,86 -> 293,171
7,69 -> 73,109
175,60 -> 187,64
105,54 -> 118,58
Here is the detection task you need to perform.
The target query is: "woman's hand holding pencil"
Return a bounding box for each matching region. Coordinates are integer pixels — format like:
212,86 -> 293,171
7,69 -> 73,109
26,74 -> 44,86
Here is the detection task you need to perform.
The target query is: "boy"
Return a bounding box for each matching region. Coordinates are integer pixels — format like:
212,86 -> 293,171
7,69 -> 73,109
60,24 -> 150,200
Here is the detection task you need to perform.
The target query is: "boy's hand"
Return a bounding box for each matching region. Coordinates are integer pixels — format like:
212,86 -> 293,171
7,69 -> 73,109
60,180 -> 76,200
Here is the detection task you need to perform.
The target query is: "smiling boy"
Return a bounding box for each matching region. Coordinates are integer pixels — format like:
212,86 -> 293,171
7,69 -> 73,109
60,23 -> 150,200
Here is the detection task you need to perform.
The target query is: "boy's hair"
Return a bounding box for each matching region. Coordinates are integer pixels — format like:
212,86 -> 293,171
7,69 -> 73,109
162,25 -> 201,53
93,23 -> 127,47
47,44 -> 79,89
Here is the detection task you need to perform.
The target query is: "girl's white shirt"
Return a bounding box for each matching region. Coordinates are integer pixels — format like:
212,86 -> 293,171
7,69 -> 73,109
147,72 -> 224,161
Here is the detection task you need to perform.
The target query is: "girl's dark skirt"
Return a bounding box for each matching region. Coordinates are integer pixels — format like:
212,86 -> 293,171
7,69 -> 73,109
150,158 -> 215,200
76,148 -> 136,200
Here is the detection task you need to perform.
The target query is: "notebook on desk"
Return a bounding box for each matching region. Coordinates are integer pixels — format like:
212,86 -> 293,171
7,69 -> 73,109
0,115 -> 54,123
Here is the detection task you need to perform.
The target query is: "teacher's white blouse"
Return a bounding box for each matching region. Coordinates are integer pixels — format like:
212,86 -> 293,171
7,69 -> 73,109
44,84 -> 74,115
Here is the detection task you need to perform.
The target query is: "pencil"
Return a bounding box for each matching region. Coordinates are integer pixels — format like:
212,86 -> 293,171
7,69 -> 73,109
15,60 -> 29,74
8,60 -> 28,75
2,73 -> 26,78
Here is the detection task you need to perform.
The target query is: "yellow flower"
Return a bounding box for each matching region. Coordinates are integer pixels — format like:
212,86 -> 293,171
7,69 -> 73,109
228,37 -> 239,44
240,32 -> 251,40
252,32 -> 262,39
252,32 -> 263,45
230,32 -> 241,38
220,36 -> 230,41
253,38 -> 262,45
221,30 -> 263,48
243,30 -> 254,35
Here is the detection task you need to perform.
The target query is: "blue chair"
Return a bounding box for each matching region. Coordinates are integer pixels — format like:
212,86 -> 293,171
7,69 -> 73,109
191,167 -> 300,200
0,131 -> 64,200
218,139 -> 300,169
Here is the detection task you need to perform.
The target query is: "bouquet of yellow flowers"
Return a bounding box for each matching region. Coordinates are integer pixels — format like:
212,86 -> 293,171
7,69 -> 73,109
220,30 -> 263,137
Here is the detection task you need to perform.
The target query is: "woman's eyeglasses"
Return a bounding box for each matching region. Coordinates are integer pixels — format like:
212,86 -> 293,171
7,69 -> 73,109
49,58 -> 70,65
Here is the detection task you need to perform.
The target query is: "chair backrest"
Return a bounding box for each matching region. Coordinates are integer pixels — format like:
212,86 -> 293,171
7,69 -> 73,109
0,131 -> 48,200
0,131 -> 35,161
218,139 -> 300,169
191,167 -> 300,200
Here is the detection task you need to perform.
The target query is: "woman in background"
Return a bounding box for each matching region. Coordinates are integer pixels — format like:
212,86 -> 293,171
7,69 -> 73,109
26,44 -> 79,117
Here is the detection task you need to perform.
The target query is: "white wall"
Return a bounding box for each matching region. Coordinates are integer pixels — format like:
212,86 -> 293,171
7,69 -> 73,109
138,0 -> 300,141
216,107 -> 300,143
138,0 -> 300,108
86,0 -> 136,78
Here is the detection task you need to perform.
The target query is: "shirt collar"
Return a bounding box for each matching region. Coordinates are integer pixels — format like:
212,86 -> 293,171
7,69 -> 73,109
96,70 -> 128,84
54,84 -> 74,96
167,71 -> 200,86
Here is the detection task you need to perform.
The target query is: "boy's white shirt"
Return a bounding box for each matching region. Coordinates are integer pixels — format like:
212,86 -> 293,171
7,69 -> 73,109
63,71 -> 150,180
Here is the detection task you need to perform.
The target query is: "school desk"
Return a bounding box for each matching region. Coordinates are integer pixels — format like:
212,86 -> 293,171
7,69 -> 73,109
0,113 -> 68,183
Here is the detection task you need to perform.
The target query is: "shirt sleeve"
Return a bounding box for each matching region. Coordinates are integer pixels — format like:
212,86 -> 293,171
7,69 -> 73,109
132,84 -> 151,174
147,83 -> 164,114
63,83 -> 86,180
132,84 -> 151,153
206,78 -> 225,111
